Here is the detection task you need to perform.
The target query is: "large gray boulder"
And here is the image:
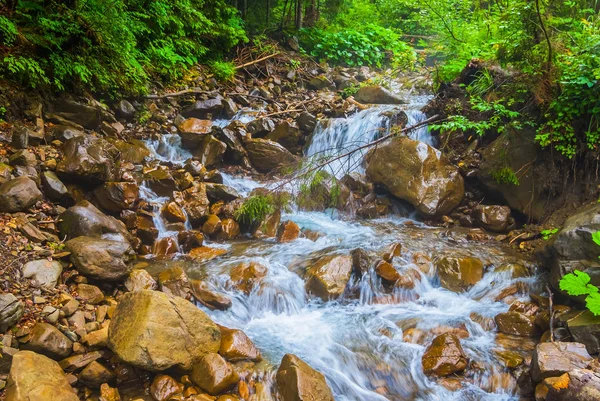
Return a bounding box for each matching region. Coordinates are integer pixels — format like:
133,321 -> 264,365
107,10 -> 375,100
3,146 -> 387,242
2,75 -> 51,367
354,85 -> 405,104
66,236 -> 135,281
0,177 -> 42,213
246,138 -> 298,173
365,137 -> 464,217
58,201 -> 131,242
108,290 -> 221,371
22,260 -> 63,289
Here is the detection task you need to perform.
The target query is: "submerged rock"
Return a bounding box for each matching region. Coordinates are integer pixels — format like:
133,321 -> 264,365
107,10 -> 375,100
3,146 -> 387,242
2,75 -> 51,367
191,280 -> 232,311
366,137 -> 464,217
422,333 -> 468,377
108,290 -> 221,371
276,353 -> 334,401
277,220 -> 300,243
305,255 -> 352,300
230,262 -> 268,294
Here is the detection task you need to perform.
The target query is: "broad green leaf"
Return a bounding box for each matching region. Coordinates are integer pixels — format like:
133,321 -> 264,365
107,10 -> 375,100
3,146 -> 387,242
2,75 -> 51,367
592,231 -> 600,247
559,270 -> 594,296
586,292 -> 600,316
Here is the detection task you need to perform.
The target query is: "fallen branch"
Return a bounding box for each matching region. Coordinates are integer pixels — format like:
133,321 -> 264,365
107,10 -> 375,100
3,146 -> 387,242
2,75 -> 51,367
235,53 -> 280,70
146,89 -> 218,99
546,284 -> 555,342
262,109 -> 303,117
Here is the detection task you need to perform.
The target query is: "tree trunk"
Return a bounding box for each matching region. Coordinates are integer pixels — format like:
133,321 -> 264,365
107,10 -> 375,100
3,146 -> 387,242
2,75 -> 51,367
304,0 -> 318,26
266,0 -> 271,26
295,0 -> 303,29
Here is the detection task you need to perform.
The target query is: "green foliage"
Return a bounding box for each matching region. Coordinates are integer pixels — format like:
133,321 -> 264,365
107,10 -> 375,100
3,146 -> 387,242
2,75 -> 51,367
297,170 -> 342,210
560,270 -> 600,316
0,106 -> 6,121
540,228 -> 559,240
210,61 -> 236,82
0,0 -> 246,95
235,195 -> 276,227
340,84 -> 360,99
491,167 -> 520,186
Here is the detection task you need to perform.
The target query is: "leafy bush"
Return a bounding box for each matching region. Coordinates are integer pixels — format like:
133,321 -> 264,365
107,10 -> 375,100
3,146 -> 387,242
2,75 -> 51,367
235,195 -> 275,227
210,61 -> 236,82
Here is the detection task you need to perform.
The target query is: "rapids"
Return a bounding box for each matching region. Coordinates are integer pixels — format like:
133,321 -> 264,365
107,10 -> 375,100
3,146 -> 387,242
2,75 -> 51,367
142,95 -> 537,401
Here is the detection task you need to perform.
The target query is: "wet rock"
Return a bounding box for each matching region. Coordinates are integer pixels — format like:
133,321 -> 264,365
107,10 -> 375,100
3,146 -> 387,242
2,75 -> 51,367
305,255 -> 353,300
116,99 -> 136,121
191,280 -> 232,311
494,263 -> 530,278
230,262 -> 268,294
544,369 -> 600,401
191,353 -> 239,395
276,353 -> 334,401
189,247 -> 227,262
194,135 -> 227,169
162,202 -> 187,223
178,230 -> 205,253
254,209 -> 281,238
246,138 -> 298,173
495,301 -> 540,337
94,182 -> 139,212
158,266 -> 191,299
49,99 -> 109,129
266,121 -> 302,150
422,333 -> 468,377
341,172 -> 374,196
52,125 -> 85,142
297,112 -> 317,133
246,118 -> 275,137
216,219 -> 240,240
531,342 -> 592,382
366,137 -> 464,217
434,255 -> 484,292
182,97 -> 224,119
108,139 -> 150,164
0,177 -> 42,213
108,290 -> 221,371
351,248 -> 373,277
0,293 -> 24,332
150,374 -> 184,401
22,260 -> 62,289
222,97 -> 238,119
153,236 -> 180,256
58,201 -> 131,242
9,150 -> 37,167
77,283 -> 104,304
41,171 -> 71,203
473,205 -> 512,232
205,183 -> 240,203
134,213 -> 159,245
567,311 -> 600,354
22,322 -> 73,359
99,383 -> 121,401
79,360 -> 114,388
6,351 -> 79,401
277,220 -> 300,243
125,269 -> 158,292
67,236 -> 135,281
203,214 -> 222,236
383,243 -> 402,263
375,260 -> 401,284
57,135 -> 121,183
144,169 -> 177,197
59,350 -> 105,372
354,86 -> 405,104
218,326 -> 261,362
178,118 -> 212,149
175,182 -> 210,226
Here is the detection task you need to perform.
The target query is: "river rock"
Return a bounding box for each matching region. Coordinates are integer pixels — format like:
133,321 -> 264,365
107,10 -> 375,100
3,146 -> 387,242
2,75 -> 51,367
189,246 -> 227,262
375,260 -> 401,283
99,383 -> 121,401
22,260 -> 63,289
365,137 -> 464,217
58,201 -> 131,242
0,177 -> 42,213
205,183 -> 240,202
49,99 -> 109,129
79,360 -> 114,388
495,301 -> 540,337
434,255 -> 484,292
153,236 -> 180,256
472,205 -> 512,232
125,269 -> 158,292
179,118 -> 212,148
218,326 -> 261,362
178,230 -> 205,252
67,236 -> 134,280
246,138 -> 297,173
9,150 -> 37,167
195,135 -> 227,168
277,220 -> 300,242
41,171 -> 71,203
230,262 -> 268,294
144,169 -> 177,197
116,99 -> 136,121
22,322 -> 73,359
266,121 -> 302,150
567,311 -> 600,354
246,118 -> 275,137
77,283 -> 104,304
544,369 -> 600,401
354,85 -> 405,104
217,218 -> 240,240
305,255 -> 352,300
191,280 -> 232,311
297,112 -> 317,133
150,374 -> 184,401
94,182 -> 139,212
162,201 -> 187,223
6,351 -> 79,401
158,266 -> 191,299
0,293 -> 24,332
52,125 -> 85,142
175,182 -> 210,226
203,214 -> 222,236
109,138 -> 150,164
57,135 -> 121,183
422,333 -> 468,377
276,354 -> 334,401
108,290 -> 221,371
531,342 -> 592,382
191,353 -> 239,395
181,96 -> 224,119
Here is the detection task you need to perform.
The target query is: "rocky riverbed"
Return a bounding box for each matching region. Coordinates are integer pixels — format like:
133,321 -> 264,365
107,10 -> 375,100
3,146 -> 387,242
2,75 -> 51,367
1,50 -> 600,401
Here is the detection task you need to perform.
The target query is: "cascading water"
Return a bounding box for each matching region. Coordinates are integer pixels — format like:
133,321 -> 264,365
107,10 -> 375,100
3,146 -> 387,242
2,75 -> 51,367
143,96 -> 535,401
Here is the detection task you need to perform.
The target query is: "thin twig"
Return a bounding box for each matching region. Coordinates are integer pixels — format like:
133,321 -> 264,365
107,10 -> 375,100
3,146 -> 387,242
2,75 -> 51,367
546,284 -> 555,342
235,53 -> 280,70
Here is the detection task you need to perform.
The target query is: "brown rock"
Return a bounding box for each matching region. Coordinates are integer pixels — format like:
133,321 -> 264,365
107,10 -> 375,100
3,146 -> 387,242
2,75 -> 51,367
382,243 -> 402,263
191,280 -> 232,311
158,266 -> 191,299
0,177 -> 42,213
435,255 -> 484,292
94,182 -> 139,212
58,201 -> 131,242
56,135 -> 121,183
77,283 -> 104,305
150,374 -> 184,401
203,215 -> 222,236
422,333 -> 468,377
189,247 -> 227,262
191,353 -> 239,395
531,342 -> 592,382
276,354 -> 334,401
153,237 -> 180,257
22,322 -> 73,360
305,255 -> 352,301
66,236 -> 135,281
178,230 -> 205,253
495,305 -> 540,338
230,262 -> 268,294
354,85 -> 405,104
162,202 -> 187,223
125,269 -> 158,292
473,205 -> 512,232
99,383 -> 121,401
218,326 -> 261,362
375,260 -> 400,284
79,360 -> 114,388
246,138 -> 297,173
277,220 -> 300,243
216,219 -> 240,240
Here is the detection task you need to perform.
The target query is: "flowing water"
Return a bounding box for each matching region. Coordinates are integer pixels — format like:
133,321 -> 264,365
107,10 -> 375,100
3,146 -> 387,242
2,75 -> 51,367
142,96 -> 536,401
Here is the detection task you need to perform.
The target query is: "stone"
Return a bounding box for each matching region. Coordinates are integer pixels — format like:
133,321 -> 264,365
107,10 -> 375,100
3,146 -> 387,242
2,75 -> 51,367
308,75 -> 334,90
22,260 -> 63,289
66,236 -> 134,281
246,138 -> 297,173
153,237 -> 180,256
218,326 -> 261,362
216,219 -> 240,240
544,369 -> 600,401
351,248 -> 373,277
116,99 -> 136,121
125,269 -> 158,292
435,255 -> 484,292
277,220 -> 300,243
305,255 -> 353,301
230,262 -> 268,294
191,353 -> 239,396
41,171 -> 71,203
297,112 -> 317,133
382,243 -> 402,263
58,201 -> 131,242
59,351 -> 105,372
52,125 -> 85,142
22,322 -> 73,359
181,97 -> 224,119
191,280 -> 232,311
108,290 -> 221,371
5,351 -> 79,401
354,85 -> 405,104
49,99 -> 108,129
162,202 -> 187,223
422,333 -> 468,377
222,98 -> 238,119
11,126 -> 29,149
99,383 -> 121,401
531,342 -> 592,382
9,150 -> 37,167
341,172 -> 374,196
108,139 -> 150,164
81,326 -> 109,348
178,230 -> 205,253
0,294 -> 24,333
276,354 -> 334,401
266,121 -> 302,150
144,169 -> 177,197
567,311 -> 600,354
473,205 -> 512,232
158,266 -> 191,299
178,118 -> 212,146
0,177 -> 42,213
56,135 -> 121,183
150,374 -> 184,401
366,137 -> 464,217
94,182 -> 139,212
375,260 -> 401,284
246,118 -> 276,137
205,183 -> 240,203
79,360 -> 114,388
189,247 -> 227,262
203,214 -> 222,236
194,135 -> 227,169
77,283 -> 104,304
495,301 -> 540,337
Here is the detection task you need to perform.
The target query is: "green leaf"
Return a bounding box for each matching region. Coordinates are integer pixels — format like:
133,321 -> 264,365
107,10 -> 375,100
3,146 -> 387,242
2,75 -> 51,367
586,292 -> 600,316
592,231 -> 600,247
559,270 -> 596,296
